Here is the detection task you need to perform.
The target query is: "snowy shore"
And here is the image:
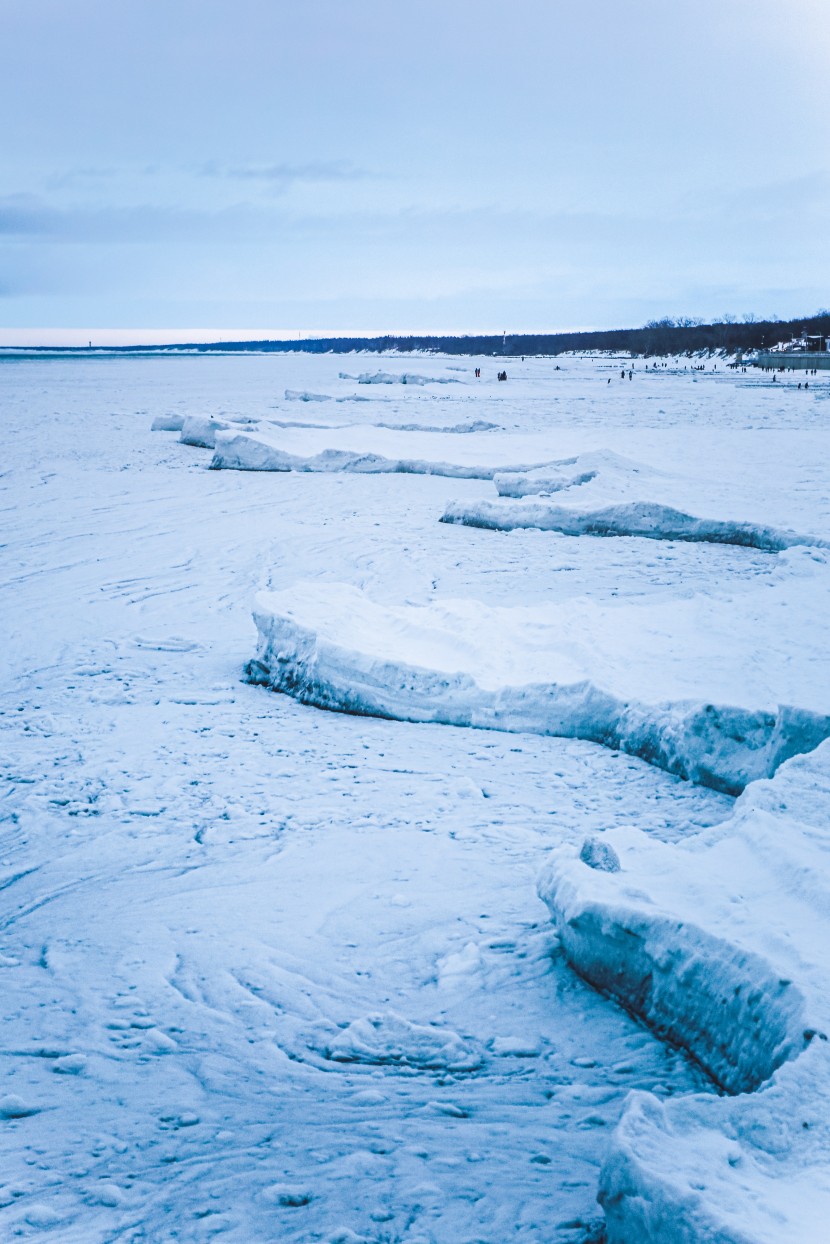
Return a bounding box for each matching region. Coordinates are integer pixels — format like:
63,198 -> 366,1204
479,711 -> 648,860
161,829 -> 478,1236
3,351 -> 830,1240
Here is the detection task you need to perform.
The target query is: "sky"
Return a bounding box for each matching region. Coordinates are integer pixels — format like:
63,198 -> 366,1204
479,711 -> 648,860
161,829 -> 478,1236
1,0 -> 829,341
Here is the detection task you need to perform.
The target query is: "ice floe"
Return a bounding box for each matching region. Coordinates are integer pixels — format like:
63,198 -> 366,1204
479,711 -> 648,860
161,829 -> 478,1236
446,450 -> 830,551
179,413 -> 260,448
538,738 -> 830,1242
210,424 -> 551,477
339,371 -> 459,386
443,497 -> 828,552
248,566 -> 830,793
150,413 -> 185,432
284,389 -> 332,402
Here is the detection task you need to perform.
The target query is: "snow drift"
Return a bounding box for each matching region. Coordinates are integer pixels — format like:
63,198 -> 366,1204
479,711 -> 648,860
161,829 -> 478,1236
538,739 -> 830,1242
247,575 -> 830,794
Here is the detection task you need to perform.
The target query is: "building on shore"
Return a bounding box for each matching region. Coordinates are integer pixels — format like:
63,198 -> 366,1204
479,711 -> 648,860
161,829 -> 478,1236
750,334 -> 830,370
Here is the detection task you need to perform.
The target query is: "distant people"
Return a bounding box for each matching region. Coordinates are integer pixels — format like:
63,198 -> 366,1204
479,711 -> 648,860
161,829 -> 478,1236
628,369 -> 633,380
497,370 -> 507,381
805,381 -> 809,389
621,369 -> 625,379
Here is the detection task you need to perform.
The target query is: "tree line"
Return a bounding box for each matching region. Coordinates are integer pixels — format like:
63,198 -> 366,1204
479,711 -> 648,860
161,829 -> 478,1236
171,311 -> 830,357
16,311 -> 830,358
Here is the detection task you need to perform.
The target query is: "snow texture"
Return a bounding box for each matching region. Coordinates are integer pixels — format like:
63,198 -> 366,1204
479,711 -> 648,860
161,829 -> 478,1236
5,351 -> 830,1240
310,1013 -> 484,1072
380,419 -> 499,433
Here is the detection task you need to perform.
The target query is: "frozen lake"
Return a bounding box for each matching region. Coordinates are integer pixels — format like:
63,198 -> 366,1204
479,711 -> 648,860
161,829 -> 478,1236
2,352 -> 829,1241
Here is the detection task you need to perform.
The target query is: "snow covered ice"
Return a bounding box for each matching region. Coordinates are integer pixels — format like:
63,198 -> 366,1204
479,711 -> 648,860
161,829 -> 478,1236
3,351 -> 830,1241
538,739 -> 830,1242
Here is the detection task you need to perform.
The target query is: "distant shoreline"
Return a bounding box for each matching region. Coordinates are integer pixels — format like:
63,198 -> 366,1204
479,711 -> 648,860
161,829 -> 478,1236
2,311 -> 828,359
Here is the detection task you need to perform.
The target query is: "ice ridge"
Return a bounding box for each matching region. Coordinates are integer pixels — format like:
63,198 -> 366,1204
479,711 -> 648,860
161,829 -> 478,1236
248,595 -> 830,795
441,498 -> 829,553
538,740 -> 830,1242
211,430 -> 548,480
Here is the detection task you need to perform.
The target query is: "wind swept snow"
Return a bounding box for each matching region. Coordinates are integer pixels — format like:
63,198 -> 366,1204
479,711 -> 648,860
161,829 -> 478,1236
5,351 -> 830,1241
310,1012 -> 485,1072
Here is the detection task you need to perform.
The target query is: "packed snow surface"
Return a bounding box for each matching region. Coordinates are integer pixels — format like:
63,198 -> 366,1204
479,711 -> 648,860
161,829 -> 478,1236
3,351 -> 830,1240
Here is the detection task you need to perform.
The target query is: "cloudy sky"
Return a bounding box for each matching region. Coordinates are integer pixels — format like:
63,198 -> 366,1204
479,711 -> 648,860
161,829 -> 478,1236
1,0 -> 829,341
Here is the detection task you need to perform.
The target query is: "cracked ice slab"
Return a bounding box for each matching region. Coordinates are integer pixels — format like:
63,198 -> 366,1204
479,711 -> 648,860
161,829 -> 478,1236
179,414 -> 261,448
444,450 -> 830,550
249,559 -> 830,792
340,370 -> 460,385
209,423 -> 557,478
442,497 -> 829,551
537,740 -> 830,1243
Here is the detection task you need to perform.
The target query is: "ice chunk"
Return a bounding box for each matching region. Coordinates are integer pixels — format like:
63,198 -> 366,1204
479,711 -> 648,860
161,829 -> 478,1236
579,836 -> 621,872
339,371 -> 458,386
249,580 -> 830,793
538,740 -> 830,1242
150,413 -> 185,432
211,425 -> 551,479
442,497 -> 828,553
451,448 -> 830,550
312,1012 -> 483,1072
179,414 -> 259,449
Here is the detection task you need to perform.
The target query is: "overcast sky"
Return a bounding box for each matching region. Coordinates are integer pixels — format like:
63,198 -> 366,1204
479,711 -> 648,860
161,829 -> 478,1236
1,0 -> 829,340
